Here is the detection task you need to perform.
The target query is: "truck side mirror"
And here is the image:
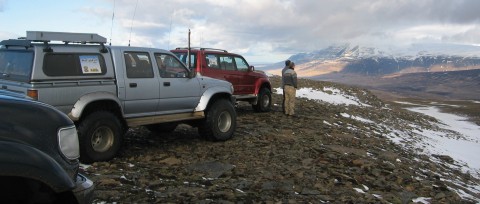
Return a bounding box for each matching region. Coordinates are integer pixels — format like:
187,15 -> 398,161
248,65 -> 254,72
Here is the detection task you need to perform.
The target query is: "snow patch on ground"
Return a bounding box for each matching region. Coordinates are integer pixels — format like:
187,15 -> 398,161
405,106 -> 480,174
340,112 -> 374,124
296,87 -> 480,201
275,87 -> 371,107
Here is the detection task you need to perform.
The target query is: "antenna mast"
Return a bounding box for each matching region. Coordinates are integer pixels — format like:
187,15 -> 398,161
188,29 -> 191,68
128,0 -> 139,47
168,12 -> 173,49
109,0 -> 116,45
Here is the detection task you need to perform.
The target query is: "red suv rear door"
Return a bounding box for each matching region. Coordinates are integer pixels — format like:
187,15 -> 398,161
202,53 -> 256,95
203,54 -> 238,92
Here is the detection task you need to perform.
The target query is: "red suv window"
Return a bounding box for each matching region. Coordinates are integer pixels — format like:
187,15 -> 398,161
234,57 -> 249,72
219,56 -> 235,71
205,54 -> 219,69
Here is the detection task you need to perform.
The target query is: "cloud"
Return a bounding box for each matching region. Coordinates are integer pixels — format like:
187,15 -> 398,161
443,26 -> 480,44
78,0 -> 480,62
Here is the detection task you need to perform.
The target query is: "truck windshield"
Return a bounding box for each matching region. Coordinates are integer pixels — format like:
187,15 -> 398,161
0,50 -> 34,82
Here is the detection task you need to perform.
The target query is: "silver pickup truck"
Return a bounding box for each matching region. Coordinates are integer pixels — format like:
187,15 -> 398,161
0,31 -> 237,163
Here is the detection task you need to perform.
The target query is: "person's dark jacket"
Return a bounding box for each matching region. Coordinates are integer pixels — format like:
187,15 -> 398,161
281,65 -> 290,87
282,68 -> 297,88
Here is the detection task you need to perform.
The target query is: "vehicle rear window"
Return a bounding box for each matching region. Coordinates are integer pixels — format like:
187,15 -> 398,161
43,53 -> 107,76
0,50 -> 34,82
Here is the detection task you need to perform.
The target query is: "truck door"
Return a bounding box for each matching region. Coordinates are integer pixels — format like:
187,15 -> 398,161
233,56 -> 256,94
123,52 -> 160,116
154,53 -> 201,114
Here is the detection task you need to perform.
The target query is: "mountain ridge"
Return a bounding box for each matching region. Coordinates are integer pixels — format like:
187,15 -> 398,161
262,43 -> 480,100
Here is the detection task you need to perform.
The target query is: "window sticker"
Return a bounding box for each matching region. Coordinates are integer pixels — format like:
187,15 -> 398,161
80,55 -> 102,74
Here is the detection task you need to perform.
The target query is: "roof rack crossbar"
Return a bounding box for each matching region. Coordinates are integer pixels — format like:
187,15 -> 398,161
200,48 -> 228,53
175,47 -> 228,53
0,39 -> 32,49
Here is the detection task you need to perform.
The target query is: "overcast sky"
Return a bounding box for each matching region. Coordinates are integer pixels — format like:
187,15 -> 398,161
1,0 -> 480,63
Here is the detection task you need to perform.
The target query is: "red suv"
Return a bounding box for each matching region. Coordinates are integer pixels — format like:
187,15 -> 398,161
171,48 -> 272,112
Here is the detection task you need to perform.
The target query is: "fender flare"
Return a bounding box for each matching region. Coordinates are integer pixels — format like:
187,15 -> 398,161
254,78 -> 272,95
0,141 -> 75,193
195,86 -> 233,112
68,91 -> 123,121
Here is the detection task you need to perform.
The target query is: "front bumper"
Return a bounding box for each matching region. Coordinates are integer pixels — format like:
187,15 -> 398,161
73,173 -> 94,204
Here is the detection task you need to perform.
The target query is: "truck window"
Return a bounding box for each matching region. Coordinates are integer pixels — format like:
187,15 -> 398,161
155,53 -> 189,78
234,57 -> 249,72
219,56 -> 235,71
124,52 -> 154,78
0,50 -> 34,82
43,53 -> 106,76
206,54 -> 219,69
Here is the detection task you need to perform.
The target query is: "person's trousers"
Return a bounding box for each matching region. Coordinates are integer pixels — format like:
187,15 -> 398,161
284,85 -> 296,115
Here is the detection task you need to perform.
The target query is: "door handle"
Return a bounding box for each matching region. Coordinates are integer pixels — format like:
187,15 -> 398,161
163,82 -> 171,86
129,83 -> 137,88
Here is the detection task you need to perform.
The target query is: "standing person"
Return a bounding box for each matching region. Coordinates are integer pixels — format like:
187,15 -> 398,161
281,60 -> 291,113
282,62 -> 297,116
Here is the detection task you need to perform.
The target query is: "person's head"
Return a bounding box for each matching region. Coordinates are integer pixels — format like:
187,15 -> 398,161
290,62 -> 295,69
285,60 -> 291,66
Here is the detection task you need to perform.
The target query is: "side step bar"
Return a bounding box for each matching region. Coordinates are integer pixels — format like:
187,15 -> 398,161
126,111 -> 205,127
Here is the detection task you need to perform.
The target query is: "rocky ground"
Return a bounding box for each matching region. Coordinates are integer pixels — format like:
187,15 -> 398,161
83,77 -> 479,203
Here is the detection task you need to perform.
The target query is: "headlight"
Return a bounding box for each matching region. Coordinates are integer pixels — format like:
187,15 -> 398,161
58,125 -> 80,160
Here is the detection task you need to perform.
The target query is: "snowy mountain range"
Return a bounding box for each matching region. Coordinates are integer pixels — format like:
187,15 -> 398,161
281,43 -> 480,76
262,44 -> 480,77
263,43 -> 480,100
288,43 -> 480,61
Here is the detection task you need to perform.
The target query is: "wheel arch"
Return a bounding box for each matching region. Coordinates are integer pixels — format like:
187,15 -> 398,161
195,86 -> 235,112
68,92 -> 124,122
205,92 -> 235,111
0,141 -> 76,193
249,79 -> 272,106
254,78 -> 272,95
70,93 -> 127,131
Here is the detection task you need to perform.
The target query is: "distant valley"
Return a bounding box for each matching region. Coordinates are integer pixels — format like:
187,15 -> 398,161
262,44 -> 480,100
315,69 -> 480,100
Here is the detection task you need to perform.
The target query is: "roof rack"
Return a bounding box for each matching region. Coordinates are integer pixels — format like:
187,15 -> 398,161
26,31 -> 107,44
1,31 -> 108,53
175,47 -> 228,53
